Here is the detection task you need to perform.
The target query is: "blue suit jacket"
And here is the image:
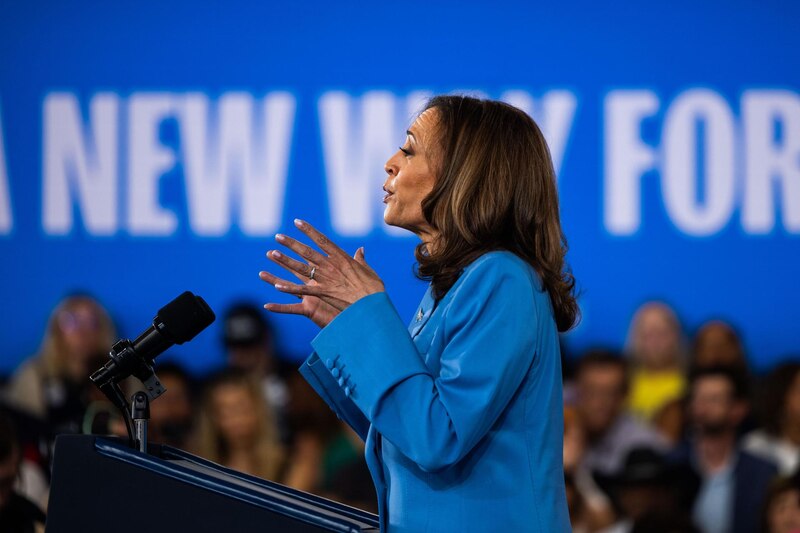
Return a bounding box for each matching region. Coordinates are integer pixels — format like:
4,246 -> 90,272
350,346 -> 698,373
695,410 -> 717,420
299,251 -> 571,532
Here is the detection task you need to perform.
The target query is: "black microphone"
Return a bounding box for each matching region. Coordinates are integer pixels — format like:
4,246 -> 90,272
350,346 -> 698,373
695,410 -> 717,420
90,292 -> 215,392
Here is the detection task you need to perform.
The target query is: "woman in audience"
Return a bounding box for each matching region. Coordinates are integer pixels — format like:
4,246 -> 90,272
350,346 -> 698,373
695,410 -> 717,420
5,294 -> 115,432
690,320 -> 749,374
762,476 -> 800,533
745,362 -> 800,475
280,372 -> 376,510
191,369 -> 284,481
624,301 -> 687,423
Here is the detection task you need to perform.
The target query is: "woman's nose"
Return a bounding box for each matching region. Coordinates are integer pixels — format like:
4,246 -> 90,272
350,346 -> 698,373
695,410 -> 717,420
384,151 -> 401,176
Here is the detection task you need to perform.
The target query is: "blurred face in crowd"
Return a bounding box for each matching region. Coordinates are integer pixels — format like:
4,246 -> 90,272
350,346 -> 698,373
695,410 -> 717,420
768,488 -> 800,533
211,383 -> 259,446
56,299 -> 107,380
630,304 -> 682,371
576,364 -> 627,437
150,373 -> 193,446
784,371 -> 800,432
693,321 -> 744,369
228,343 -> 272,377
618,484 -> 664,522
0,448 -> 18,509
382,108 -> 439,238
689,376 -> 744,437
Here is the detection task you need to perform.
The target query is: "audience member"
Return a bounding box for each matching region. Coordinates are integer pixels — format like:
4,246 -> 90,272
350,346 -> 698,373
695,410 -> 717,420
574,350 -> 667,477
147,362 -> 195,449
762,476 -> 800,533
5,294 -> 115,434
690,320 -> 749,374
597,447 -> 695,533
281,373 -> 376,510
563,405 -> 615,531
565,471 -> 592,533
0,407 -> 50,510
745,362 -> 800,475
672,366 -> 778,533
191,369 -> 284,481
0,414 -> 45,533
624,302 -> 687,423
222,303 -> 289,440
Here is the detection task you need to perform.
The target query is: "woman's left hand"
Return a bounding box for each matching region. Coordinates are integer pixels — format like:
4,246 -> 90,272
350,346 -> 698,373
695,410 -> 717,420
261,219 -> 385,315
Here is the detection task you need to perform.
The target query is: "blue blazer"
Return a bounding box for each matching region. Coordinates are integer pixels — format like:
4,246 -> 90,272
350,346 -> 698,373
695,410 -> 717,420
299,251 -> 571,532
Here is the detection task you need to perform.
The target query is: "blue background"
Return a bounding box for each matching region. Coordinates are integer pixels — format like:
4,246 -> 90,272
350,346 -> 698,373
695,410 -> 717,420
1,0 -> 798,375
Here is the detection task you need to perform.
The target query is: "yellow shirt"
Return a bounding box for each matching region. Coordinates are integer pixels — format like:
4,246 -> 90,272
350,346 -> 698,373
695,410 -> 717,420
627,369 -> 686,421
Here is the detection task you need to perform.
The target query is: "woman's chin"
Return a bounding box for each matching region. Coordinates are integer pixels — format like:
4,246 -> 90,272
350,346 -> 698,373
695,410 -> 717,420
383,208 -> 398,228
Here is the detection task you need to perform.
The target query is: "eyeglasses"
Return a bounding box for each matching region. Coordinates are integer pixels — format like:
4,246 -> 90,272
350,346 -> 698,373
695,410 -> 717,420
57,310 -> 102,332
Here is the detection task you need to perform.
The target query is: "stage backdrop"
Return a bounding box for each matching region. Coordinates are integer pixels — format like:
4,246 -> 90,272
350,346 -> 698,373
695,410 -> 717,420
1,1 -> 798,375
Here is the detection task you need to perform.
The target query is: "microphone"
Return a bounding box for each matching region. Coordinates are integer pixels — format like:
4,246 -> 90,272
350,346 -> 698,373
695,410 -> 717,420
90,292 -> 215,394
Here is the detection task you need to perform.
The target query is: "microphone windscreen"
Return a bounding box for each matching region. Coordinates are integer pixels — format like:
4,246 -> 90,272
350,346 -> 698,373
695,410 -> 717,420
155,292 -> 216,344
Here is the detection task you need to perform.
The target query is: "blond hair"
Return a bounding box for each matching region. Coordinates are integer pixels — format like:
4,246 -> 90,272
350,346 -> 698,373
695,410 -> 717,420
192,369 -> 284,480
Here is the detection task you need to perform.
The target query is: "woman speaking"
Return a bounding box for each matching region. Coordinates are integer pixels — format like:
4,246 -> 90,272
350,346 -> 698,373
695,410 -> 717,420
259,95 -> 577,532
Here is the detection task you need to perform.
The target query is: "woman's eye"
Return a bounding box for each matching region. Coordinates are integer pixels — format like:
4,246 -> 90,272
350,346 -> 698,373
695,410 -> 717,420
399,146 -> 412,156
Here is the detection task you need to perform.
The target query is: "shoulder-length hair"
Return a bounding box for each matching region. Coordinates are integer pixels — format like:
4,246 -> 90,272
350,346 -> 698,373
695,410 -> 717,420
39,293 -> 116,377
417,95 -> 578,332
191,368 -> 284,481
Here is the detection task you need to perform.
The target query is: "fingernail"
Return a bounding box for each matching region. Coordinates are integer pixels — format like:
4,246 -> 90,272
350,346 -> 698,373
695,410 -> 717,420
275,233 -> 285,241
294,218 -> 305,227
271,250 -> 282,258
361,246 -> 365,256
274,283 -> 285,290
258,271 -> 266,277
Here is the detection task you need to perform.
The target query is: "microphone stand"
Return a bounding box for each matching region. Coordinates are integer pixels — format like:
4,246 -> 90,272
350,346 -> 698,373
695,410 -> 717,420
90,340 -> 166,452
131,392 -> 150,453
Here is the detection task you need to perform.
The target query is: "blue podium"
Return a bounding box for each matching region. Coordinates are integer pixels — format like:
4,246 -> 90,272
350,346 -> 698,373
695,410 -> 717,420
46,435 -> 379,532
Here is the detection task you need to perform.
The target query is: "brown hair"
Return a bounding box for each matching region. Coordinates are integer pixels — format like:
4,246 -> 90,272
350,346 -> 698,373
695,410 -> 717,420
191,368 -> 284,480
416,95 -> 578,332
758,361 -> 800,437
762,475 -> 800,533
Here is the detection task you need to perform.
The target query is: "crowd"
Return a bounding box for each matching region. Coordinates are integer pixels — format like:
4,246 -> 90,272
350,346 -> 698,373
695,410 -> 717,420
0,294 -> 798,533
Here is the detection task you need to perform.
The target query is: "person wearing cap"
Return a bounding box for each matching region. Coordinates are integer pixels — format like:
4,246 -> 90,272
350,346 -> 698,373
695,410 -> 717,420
595,447 -> 698,533
222,303 -> 289,440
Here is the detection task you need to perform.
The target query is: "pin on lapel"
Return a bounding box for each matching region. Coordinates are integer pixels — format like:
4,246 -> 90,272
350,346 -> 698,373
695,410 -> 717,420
416,308 -> 424,322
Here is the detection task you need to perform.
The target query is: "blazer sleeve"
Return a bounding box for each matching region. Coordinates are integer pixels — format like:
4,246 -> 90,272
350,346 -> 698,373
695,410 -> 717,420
309,256 -> 539,472
298,352 -> 371,442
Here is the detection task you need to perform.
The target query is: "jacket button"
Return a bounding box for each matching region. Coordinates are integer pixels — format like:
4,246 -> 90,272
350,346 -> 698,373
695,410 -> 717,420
338,377 -> 345,387
331,368 -> 340,378
344,387 -> 351,397
326,358 -> 334,369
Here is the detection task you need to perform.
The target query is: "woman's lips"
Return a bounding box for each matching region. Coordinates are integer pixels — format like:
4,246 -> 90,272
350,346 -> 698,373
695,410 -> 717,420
383,193 -> 393,203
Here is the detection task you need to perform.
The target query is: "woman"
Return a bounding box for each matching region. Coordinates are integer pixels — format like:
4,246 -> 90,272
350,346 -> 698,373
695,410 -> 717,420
624,302 -> 687,423
6,294 -> 116,430
191,369 -> 284,481
260,96 -> 578,531
744,362 -> 800,475
762,476 -> 800,533
690,320 -> 749,373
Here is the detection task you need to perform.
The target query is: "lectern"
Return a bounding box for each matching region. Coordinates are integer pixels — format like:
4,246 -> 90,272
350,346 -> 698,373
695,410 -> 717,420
47,435 -> 379,532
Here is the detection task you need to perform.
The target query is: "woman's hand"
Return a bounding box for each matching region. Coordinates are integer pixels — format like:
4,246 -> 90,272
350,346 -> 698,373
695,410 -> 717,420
259,219 -> 385,327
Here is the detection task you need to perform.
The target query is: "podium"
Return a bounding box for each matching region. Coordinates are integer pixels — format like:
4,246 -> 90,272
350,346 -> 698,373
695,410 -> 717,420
46,435 -> 379,532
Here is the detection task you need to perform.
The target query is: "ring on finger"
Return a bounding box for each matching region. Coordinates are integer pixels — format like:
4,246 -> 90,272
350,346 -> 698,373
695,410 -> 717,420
309,266 -> 317,281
